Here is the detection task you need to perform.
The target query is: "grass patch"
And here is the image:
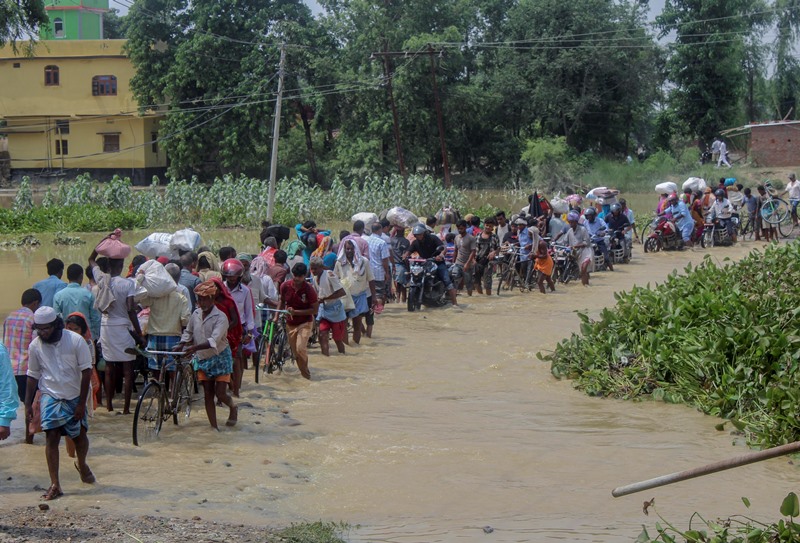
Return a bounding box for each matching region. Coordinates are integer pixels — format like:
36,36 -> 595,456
275,521 -> 354,543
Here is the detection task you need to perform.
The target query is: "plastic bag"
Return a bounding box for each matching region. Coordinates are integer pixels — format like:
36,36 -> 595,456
435,207 -> 461,225
724,177 -> 737,187
135,260 -> 177,299
655,182 -> 678,194
95,229 -> 132,259
682,177 -> 707,192
170,228 -> 202,252
135,232 -> 173,259
351,212 -> 379,229
387,206 -> 418,228
550,197 -> 569,215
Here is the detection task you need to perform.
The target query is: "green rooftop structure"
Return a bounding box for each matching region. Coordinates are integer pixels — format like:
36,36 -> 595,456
40,0 -> 109,40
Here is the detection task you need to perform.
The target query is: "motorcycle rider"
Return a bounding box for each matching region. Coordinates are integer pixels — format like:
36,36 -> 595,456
582,207 -> 613,271
403,224 -> 459,307
709,188 -> 737,242
604,203 -> 632,259
664,193 -> 695,248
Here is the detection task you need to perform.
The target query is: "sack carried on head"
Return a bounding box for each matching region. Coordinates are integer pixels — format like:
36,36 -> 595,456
170,228 -> 202,252
135,232 -> 174,259
134,260 -> 177,299
95,228 -> 132,259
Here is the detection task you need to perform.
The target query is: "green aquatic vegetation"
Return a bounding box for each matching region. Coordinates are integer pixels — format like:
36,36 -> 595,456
539,243 -> 800,447
639,493 -> 800,542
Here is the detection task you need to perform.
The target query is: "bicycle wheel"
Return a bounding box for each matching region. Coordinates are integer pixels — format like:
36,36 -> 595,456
133,382 -> 163,446
494,262 -> 506,295
172,364 -> 193,425
761,198 -> 790,225
739,213 -> 753,241
267,330 -> 284,374
777,209 -> 795,238
254,330 -> 268,383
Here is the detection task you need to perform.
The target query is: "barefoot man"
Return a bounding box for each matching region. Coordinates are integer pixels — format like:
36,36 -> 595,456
24,307 -> 95,501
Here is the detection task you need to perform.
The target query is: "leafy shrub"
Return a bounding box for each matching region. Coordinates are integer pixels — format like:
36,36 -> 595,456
539,243 -> 800,448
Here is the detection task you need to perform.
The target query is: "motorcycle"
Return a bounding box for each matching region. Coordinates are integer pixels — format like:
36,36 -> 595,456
406,258 -> 448,312
609,230 -> 632,264
551,244 -> 579,284
700,146 -> 712,165
643,216 -> 684,252
702,218 -> 736,247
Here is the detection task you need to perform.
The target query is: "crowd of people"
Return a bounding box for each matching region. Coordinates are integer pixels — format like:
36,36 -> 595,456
1,174 -> 795,501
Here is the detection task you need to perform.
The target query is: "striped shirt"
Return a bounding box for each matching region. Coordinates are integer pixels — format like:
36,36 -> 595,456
2,307 -> 35,375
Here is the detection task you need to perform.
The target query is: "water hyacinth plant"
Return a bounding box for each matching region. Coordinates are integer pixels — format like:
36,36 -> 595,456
539,243 -> 800,448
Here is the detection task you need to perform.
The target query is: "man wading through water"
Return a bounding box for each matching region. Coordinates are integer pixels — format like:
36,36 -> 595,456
25,307 -> 95,501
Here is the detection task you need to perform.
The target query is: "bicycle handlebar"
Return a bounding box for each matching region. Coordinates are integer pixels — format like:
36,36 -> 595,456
256,305 -> 290,314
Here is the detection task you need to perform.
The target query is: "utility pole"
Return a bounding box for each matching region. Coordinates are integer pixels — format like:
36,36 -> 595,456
427,44 -> 451,188
370,46 -> 451,188
267,43 -> 286,222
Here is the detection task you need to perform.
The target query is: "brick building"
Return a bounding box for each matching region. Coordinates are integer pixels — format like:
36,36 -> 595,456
747,121 -> 800,167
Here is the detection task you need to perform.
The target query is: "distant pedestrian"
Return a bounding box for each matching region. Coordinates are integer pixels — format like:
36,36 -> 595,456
717,139 -> 731,168
0,341 -> 18,441
54,264 -> 100,339
33,259 -> 67,308
3,288 -> 41,443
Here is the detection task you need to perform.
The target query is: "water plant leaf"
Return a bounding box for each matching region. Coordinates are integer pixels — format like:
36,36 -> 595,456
742,496 -> 751,508
780,492 -> 799,517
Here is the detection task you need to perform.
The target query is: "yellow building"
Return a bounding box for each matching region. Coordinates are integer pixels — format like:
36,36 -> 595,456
0,40 -> 167,184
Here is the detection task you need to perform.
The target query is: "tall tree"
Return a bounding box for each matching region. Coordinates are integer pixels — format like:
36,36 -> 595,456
125,0 -> 315,179
489,0 -> 660,152
773,0 -> 800,119
656,0 -> 769,143
0,0 -> 47,52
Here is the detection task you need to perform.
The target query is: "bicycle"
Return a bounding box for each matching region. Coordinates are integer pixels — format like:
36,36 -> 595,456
737,207 -> 756,241
129,348 -> 194,446
254,306 -> 293,383
761,181 -> 793,237
494,247 -> 531,294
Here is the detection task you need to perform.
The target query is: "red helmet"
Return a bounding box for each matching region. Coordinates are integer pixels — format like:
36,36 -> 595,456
221,258 -> 244,278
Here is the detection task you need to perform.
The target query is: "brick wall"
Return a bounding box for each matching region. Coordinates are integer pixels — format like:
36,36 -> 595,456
750,124 -> 800,167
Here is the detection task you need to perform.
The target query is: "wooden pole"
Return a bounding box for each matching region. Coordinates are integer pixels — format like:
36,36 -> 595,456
612,441 -> 800,498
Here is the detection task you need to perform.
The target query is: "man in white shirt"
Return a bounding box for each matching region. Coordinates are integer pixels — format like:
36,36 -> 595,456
25,307 -> 94,501
782,172 -> 799,226
717,139 -> 731,168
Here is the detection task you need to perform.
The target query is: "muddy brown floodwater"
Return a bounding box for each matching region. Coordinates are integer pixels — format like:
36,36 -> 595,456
1,232 -> 798,542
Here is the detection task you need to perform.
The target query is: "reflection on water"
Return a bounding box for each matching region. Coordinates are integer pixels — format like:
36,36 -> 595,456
0,231 -> 797,542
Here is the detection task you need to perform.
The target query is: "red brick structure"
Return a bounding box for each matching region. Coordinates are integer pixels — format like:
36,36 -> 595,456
747,121 -> 800,167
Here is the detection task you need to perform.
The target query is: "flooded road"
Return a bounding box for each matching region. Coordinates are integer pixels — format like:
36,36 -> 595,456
1,232 -> 798,542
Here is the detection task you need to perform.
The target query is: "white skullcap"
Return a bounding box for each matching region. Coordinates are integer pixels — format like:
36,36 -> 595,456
33,306 -> 57,325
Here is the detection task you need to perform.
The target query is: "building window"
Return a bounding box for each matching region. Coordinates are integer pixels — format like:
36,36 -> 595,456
13,62 -> 20,68
45,66 -> 60,86
92,75 -> 117,96
56,120 -> 70,135
151,132 -> 158,154
55,140 -> 68,155
102,134 -> 120,153
54,18 -> 64,38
